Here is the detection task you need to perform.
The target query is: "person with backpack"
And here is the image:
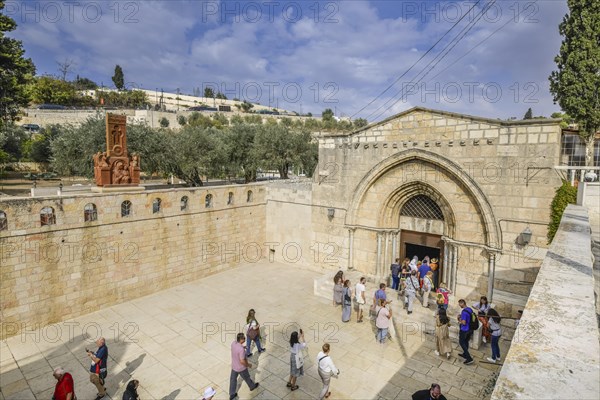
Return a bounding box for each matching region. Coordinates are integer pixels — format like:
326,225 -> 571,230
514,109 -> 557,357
390,258 -> 401,290
486,308 -> 502,363
403,270 -> 420,315
86,337 -> 108,400
457,299 -> 477,365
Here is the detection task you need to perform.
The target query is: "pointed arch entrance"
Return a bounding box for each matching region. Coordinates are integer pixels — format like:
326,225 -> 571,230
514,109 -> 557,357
345,149 -> 499,295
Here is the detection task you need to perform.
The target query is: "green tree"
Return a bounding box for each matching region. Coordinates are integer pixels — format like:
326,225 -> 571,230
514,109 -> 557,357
322,108 -> 334,121
159,117 -> 170,128
523,108 -> 533,120
547,181 -> 578,243
353,118 -> 368,129
74,75 -> 98,90
161,125 -> 227,186
240,101 -> 254,113
0,123 -> 28,161
28,76 -> 75,105
28,125 -> 61,163
215,92 -> 227,100
0,0 -> 36,127
204,87 -> 215,98
50,116 -> 168,177
551,112 -> 574,129
549,0 -> 600,166
188,112 -> 215,129
253,125 -> 315,179
112,65 -> 125,90
224,123 -> 258,182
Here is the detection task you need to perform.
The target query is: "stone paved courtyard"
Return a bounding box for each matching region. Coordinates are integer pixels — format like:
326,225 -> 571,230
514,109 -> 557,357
0,262 -> 506,400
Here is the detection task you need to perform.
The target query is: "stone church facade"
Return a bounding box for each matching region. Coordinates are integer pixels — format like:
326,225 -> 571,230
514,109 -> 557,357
270,107 -> 563,317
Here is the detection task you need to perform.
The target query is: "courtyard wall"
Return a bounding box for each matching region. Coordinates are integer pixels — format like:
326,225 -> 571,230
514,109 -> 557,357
0,184 -> 266,340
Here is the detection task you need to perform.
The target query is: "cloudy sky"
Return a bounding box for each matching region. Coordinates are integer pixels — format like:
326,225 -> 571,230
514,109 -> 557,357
6,0 -> 568,121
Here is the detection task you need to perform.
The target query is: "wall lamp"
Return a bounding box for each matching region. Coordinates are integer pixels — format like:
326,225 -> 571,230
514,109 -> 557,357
517,227 -> 532,246
327,208 -> 335,220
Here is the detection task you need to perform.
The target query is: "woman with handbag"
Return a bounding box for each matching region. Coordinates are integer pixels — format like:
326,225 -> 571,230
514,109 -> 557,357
317,343 -> 339,400
245,309 -> 265,357
342,279 -> 352,322
287,330 -> 307,391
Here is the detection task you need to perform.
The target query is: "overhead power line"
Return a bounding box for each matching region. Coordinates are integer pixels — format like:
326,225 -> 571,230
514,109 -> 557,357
350,0 -> 482,119
367,0 -> 498,122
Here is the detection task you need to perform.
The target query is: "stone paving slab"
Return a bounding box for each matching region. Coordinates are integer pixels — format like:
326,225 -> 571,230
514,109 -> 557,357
1,262 -> 503,400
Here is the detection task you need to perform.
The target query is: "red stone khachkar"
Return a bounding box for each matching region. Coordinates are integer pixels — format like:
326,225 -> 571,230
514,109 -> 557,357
93,113 -> 141,186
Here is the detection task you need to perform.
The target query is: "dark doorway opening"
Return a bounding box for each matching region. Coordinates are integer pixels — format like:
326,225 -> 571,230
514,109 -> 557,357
405,243 -> 440,262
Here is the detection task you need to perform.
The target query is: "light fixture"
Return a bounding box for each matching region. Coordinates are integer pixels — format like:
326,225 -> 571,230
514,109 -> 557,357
327,208 -> 335,220
517,227 -> 532,246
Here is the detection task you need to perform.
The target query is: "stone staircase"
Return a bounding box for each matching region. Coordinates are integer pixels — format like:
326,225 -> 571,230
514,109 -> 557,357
313,270 -> 484,349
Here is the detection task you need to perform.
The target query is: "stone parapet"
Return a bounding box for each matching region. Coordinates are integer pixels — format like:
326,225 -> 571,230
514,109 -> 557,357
491,205 -> 600,400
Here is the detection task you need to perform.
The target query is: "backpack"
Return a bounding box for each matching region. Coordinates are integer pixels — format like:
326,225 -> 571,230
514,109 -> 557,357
436,293 -> 445,305
467,308 -> 479,331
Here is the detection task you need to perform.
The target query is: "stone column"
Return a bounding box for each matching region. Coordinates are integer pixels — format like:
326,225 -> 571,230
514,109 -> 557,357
487,253 -> 496,302
348,228 -> 356,270
451,245 -> 458,293
376,232 -> 382,277
383,231 -> 390,279
392,232 -> 398,263
443,244 -> 449,285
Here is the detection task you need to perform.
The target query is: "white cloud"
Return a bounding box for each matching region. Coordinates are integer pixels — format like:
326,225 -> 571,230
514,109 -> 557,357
10,0 -> 568,120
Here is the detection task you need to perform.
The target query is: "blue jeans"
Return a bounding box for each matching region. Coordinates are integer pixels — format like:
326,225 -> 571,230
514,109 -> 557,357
491,335 -> 501,360
459,330 -> 472,361
246,335 -> 264,356
377,328 -> 388,343
392,276 -> 400,290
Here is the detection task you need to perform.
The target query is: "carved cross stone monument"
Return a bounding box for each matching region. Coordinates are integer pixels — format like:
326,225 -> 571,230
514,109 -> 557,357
93,113 -> 141,187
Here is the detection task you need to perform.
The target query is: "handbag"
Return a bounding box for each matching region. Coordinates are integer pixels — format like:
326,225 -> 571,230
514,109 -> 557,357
247,323 -> 259,340
295,350 -> 304,368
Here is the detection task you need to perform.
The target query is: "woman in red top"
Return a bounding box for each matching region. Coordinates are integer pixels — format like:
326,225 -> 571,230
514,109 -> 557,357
53,367 -> 75,400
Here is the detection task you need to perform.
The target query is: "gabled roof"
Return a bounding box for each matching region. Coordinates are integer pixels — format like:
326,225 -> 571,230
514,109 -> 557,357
322,106 -> 562,138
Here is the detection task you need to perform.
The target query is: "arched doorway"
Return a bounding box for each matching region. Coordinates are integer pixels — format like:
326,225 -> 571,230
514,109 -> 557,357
398,194 -> 446,287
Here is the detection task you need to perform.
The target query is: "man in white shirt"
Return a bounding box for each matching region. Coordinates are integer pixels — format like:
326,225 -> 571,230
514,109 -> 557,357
354,277 -> 366,323
316,343 -> 339,400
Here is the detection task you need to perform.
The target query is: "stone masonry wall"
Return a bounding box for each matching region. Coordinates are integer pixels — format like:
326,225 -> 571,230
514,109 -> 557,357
0,184 -> 266,340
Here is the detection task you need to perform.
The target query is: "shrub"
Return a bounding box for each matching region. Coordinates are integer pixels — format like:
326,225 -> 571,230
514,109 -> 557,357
547,181 -> 578,243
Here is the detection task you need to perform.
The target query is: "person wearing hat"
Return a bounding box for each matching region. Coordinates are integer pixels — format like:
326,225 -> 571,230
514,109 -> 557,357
202,386 -> 216,400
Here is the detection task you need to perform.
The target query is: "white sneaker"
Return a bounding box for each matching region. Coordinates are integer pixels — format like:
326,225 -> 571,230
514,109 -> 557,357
483,337 -> 487,344
486,357 -> 496,363
446,353 -> 451,359
434,351 -> 440,356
